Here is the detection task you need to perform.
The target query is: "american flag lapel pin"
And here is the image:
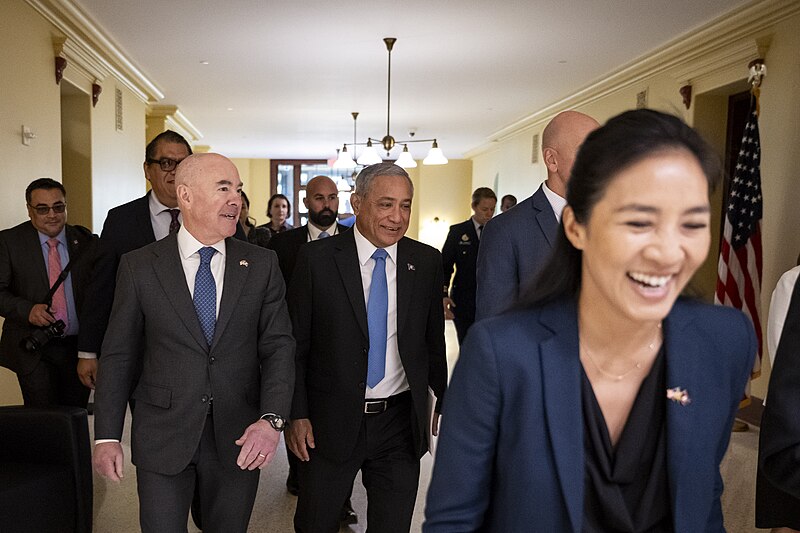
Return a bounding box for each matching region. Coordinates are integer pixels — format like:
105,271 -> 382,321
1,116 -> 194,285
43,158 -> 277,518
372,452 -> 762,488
666,387 -> 691,406
407,263 -> 415,271
239,259 -> 249,267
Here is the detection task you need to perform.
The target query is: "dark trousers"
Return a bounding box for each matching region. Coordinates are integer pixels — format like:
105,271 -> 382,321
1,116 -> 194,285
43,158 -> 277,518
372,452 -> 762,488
136,413 -> 259,533
294,393 -> 420,533
16,336 -> 89,408
452,307 -> 475,346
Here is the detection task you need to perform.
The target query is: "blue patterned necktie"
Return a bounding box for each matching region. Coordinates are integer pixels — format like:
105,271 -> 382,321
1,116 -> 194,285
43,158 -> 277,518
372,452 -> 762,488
194,247 -> 217,346
367,248 -> 388,388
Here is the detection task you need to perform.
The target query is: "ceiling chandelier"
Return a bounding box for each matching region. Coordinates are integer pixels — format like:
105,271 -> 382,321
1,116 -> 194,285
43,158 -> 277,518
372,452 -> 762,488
334,37 -> 448,169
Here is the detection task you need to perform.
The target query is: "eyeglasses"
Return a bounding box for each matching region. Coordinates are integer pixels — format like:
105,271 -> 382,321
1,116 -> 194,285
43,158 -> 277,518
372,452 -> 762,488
29,203 -> 67,215
146,157 -> 183,172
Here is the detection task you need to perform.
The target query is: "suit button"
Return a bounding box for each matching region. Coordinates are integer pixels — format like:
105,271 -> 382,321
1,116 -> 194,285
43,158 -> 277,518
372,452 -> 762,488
201,395 -> 209,403
209,356 -> 216,364
358,382 -> 365,390
362,348 -> 368,355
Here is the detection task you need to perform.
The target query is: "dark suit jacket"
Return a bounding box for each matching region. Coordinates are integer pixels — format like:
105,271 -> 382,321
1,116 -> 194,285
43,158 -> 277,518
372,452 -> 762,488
424,298 -> 755,532
0,221 -> 97,374
760,273 -> 800,499
267,223 -> 350,285
475,185 -> 558,320
441,219 -> 479,319
288,230 -> 447,462
93,235 -> 295,475
78,192 -> 246,354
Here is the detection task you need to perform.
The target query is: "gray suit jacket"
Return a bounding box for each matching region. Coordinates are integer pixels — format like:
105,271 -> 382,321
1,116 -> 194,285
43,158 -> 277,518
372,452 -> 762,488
475,185 -> 558,320
93,234 -> 295,475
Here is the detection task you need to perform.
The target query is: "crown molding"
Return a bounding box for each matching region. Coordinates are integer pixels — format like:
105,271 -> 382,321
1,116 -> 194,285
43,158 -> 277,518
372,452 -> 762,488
26,0 -> 164,103
466,0 -> 800,159
147,105 -> 203,142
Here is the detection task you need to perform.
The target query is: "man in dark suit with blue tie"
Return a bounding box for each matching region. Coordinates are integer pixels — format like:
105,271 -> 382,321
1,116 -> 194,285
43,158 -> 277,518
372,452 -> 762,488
476,111 -> 598,319
92,153 -> 295,531
441,187 -> 496,344
0,178 -> 97,407
287,163 -> 447,532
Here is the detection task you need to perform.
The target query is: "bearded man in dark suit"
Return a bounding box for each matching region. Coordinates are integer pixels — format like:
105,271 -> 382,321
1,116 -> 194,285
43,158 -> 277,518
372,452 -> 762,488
287,162 -> 447,532
0,178 -> 97,407
93,153 -> 294,532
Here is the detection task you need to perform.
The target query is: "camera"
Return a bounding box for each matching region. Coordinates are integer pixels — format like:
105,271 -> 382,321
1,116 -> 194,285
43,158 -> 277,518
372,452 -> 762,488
21,320 -> 66,352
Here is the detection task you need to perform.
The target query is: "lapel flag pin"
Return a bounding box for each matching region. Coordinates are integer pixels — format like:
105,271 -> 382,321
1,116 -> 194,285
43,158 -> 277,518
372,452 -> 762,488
666,387 -> 691,406
407,263 -> 415,271
239,259 -> 249,267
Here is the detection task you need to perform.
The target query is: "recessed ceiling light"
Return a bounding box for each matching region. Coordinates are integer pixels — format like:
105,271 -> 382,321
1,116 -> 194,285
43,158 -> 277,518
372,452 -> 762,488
558,60 -> 567,64
200,60 -> 210,65
226,107 -> 234,111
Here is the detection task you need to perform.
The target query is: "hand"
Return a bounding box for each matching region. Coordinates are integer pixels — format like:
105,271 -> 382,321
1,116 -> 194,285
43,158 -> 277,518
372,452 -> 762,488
286,418 -> 315,461
77,359 -> 98,389
93,442 -> 125,482
234,419 -> 280,470
443,297 -> 456,320
431,412 -> 441,437
28,303 -> 55,327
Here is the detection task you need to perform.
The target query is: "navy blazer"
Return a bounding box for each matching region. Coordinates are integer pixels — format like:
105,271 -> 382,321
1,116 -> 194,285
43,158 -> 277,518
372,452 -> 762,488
441,219 -> 480,317
475,185 -> 558,320
424,298 -> 755,532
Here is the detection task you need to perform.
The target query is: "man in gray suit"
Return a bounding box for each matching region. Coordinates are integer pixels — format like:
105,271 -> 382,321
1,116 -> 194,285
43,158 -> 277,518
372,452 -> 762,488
92,153 -> 295,532
475,110 -> 598,320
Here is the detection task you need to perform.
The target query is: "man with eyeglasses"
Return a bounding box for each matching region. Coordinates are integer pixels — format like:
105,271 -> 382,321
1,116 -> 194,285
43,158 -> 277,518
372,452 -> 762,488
0,178 -> 98,407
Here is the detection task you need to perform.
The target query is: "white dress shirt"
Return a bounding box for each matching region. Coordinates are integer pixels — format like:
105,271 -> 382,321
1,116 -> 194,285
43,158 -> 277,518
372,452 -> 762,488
306,222 -> 339,242
352,225 -> 409,399
541,180 -> 567,223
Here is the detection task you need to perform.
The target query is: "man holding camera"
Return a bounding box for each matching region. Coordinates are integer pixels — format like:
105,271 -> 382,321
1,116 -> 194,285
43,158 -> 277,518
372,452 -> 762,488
0,178 -> 97,407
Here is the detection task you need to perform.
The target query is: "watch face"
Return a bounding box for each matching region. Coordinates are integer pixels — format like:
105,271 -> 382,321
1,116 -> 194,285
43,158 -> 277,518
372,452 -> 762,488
269,416 -> 286,430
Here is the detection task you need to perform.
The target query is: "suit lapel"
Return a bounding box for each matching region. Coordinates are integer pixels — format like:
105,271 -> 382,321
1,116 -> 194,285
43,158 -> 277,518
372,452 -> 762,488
137,193 -> 157,243
539,300 -> 583,532
212,239 -> 248,349
334,232 -> 368,339
532,186 -> 559,247
152,235 -> 209,351
396,238 -> 414,334
663,302 -> 708,531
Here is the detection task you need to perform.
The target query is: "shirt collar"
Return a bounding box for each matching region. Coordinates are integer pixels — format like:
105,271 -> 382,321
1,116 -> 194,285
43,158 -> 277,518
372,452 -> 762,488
307,222 -> 338,241
148,190 -> 177,218
353,224 -> 397,267
38,227 -> 67,246
542,180 -> 567,222
177,226 -> 226,260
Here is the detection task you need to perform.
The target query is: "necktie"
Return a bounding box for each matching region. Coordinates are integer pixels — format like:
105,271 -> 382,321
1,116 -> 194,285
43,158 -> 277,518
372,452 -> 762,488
168,209 -> 181,234
194,247 -> 217,346
46,238 -> 69,329
477,224 -> 484,240
367,249 -> 388,388
318,231 -> 330,239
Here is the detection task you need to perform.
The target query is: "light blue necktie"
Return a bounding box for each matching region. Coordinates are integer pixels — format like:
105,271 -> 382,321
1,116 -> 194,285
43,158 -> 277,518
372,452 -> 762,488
194,247 -> 217,346
318,231 -> 330,239
367,249 -> 388,388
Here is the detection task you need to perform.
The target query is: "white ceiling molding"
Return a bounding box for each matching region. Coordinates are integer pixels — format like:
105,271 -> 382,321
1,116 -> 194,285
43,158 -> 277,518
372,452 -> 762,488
26,0 -> 164,103
147,105 -> 203,142
466,0 -> 800,158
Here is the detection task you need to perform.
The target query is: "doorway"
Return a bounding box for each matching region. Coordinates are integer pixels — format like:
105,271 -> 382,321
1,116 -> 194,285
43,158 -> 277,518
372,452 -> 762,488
60,81 -> 92,230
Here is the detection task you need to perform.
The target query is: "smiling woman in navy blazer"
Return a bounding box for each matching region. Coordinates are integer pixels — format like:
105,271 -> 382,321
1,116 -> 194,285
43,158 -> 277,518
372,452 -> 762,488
424,110 -> 756,532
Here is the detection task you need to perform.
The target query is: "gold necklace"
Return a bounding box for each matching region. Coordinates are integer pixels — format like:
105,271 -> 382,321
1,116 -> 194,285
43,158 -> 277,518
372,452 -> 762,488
580,324 -> 662,381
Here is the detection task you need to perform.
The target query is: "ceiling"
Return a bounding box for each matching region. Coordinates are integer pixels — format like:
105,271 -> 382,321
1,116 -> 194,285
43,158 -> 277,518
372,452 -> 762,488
74,0 -> 750,161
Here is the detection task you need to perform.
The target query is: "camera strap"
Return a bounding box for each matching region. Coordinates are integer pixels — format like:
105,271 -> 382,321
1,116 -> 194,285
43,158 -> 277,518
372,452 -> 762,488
43,238 -> 84,308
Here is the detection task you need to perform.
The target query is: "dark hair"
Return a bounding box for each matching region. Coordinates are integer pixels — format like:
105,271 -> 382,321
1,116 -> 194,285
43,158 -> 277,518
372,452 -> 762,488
519,108 -> 722,308
26,178 -> 66,204
267,194 -> 291,219
240,190 -> 251,208
145,130 -> 193,161
471,187 -> 497,206
501,194 -> 517,206
354,162 -> 414,198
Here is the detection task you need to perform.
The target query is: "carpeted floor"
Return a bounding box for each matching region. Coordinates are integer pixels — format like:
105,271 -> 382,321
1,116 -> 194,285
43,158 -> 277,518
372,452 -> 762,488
89,323 -> 769,532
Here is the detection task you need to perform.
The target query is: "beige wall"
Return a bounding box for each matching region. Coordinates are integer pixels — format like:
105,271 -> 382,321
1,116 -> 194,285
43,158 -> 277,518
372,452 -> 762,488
470,9 -> 800,398
410,160 -> 473,249
0,0 -> 148,404
231,158 -> 272,229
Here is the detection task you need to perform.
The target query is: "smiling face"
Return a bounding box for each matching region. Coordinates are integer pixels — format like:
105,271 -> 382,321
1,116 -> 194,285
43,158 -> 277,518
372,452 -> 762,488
28,188 -> 67,238
176,154 -> 242,244
144,141 -> 190,208
564,149 -> 711,326
351,174 -> 412,248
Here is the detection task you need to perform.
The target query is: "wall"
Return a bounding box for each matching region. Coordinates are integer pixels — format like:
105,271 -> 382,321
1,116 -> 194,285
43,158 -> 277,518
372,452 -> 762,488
406,160 -> 473,248
231,158 -> 272,228
468,5 -> 800,398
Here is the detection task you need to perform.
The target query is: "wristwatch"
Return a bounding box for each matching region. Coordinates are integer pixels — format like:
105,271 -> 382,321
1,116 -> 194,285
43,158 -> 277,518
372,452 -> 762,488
260,413 -> 287,432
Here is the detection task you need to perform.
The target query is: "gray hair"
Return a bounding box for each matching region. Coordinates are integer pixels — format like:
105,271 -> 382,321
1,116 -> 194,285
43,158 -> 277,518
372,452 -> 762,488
354,162 -> 414,198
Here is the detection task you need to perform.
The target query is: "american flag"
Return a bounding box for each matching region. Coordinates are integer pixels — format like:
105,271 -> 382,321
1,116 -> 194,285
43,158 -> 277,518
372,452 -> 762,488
715,94 -> 763,379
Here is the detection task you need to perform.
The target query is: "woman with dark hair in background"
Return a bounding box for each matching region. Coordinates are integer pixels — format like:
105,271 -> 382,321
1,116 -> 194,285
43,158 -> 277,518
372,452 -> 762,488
424,109 -> 755,532
259,193 -> 293,238
239,191 -> 271,248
